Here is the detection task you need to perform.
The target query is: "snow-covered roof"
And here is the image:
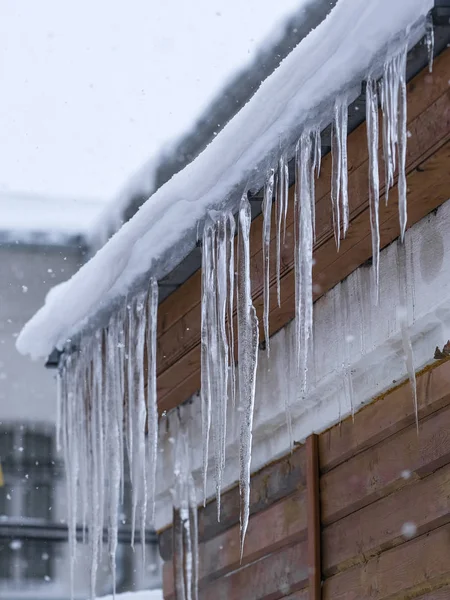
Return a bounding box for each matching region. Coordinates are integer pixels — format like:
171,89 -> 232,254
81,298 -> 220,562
17,0 -> 432,360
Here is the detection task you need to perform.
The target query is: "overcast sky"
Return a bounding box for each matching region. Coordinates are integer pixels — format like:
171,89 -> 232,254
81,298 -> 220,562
0,0 -> 300,215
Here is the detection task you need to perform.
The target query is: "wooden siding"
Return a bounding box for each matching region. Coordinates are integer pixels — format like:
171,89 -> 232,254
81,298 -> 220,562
161,358 -> 450,599
156,47 -> 450,414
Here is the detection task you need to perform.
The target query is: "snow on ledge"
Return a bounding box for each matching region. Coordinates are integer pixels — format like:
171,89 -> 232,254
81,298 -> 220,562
17,0 -> 432,359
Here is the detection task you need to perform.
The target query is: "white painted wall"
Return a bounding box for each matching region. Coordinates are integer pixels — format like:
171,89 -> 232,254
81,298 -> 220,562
154,197 -> 450,530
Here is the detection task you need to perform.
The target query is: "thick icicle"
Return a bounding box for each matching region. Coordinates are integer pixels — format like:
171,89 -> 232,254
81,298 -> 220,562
275,156 -> 289,307
146,278 -> 159,526
397,49 -> 408,242
237,195 -> 259,558
227,213 -> 236,413
105,316 -> 121,598
366,76 -> 381,299
380,47 -> 408,236
132,292 -> 148,557
331,97 -> 349,249
200,222 -> 213,506
200,211 -> 236,517
262,169 -> 275,354
294,132 -> 315,391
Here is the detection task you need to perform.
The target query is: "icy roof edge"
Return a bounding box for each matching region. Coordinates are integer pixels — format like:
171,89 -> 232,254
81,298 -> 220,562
17,0 -> 433,360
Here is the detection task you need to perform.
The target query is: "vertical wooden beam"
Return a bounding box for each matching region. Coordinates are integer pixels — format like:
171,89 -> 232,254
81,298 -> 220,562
306,434 -> 321,599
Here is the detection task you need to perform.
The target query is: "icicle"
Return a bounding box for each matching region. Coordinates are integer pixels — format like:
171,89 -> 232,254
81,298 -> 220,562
61,353 -> 78,600
200,222 -> 213,506
237,195 -> 259,558
426,12 -> 434,73
366,76 -> 381,300
126,301 -> 134,485
262,169 -> 274,353
88,345 -> 101,600
275,157 -> 288,307
146,278 -> 159,526
294,132 -> 315,391
105,319 -> 120,598
380,47 -> 408,234
173,411 -> 198,600
56,369 -> 62,453
227,213 -> 236,413
397,49 -> 408,242
188,474 -> 199,600
312,126 -> 321,241
200,211 -> 235,516
93,332 -> 105,563
331,97 -> 349,248
215,214 -> 231,519
130,292 -> 148,557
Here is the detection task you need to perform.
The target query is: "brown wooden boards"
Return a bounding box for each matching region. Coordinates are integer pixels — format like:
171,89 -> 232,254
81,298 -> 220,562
306,435 -> 321,600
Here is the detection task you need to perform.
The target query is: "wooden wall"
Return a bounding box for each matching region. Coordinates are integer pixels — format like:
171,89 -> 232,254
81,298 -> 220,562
155,46 -> 450,415
160,358 -> 450,599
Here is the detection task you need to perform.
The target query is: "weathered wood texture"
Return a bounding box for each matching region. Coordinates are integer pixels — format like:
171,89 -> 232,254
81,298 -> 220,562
159,444 -> 307,561
162,359 -> 450,600
156,48 -> 450,414
306,435 -> 321,600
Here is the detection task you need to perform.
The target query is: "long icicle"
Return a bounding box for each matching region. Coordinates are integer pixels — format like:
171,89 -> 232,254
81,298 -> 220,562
366,75 -> 381,300
214,213 -> 229,520
295,132 -> 315,392
262,169 -> 275,354
134,292 -> 148,561
397,48 -> 408,241
237,194 -> 259,559
147,278 -> 159,526
276,157 -> 288,307
331,97 -> 349,250
200,222 -> 213,506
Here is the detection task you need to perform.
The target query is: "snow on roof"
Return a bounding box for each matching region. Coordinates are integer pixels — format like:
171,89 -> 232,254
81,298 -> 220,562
17,0 -> 432,360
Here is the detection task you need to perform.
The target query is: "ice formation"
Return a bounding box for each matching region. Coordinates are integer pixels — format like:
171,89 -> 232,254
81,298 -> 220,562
200,211 -> 236,518
172,412 -> 199,600
58,280 -> 159,599
237,196 -> 260,556
52,11 -> 433,597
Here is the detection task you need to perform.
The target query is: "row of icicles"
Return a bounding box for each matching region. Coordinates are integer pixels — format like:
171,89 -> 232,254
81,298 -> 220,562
57,38 -> 432,599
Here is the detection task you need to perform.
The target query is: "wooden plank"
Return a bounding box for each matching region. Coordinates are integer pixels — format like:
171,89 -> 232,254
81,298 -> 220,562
199,541 -> 308,600
156,60 -> 450,411
323,462 -> 450,577
320,358 -> 450,473
321,402 -> 450,525
306,435 -> 321,600
159,444 -> 306,561
323,523 -> 450,600
164,490 -> 307,597
157,136 -> 450,411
